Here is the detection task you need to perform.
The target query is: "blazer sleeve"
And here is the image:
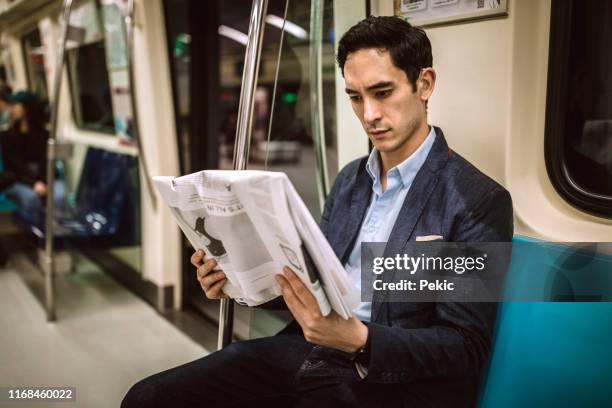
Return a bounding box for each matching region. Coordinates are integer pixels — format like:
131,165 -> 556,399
362,186 -> 513,383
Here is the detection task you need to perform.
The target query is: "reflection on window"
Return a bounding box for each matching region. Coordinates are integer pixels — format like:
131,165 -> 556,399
545,0 -> 612,217
164,0 -> 191,173
218,0 -> 338,221
162,0 -> 343,335
21,28 -> 49,101
66,1 -> 115,134
67,42 -> 115,133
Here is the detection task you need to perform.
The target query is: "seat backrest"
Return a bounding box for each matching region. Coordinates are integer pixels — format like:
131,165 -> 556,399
0,138 -> 17,212
478,236 -> 612,407
74,147 -> 137,235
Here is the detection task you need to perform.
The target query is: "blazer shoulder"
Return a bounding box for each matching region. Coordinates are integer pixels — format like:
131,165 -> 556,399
443,151 -> 511,208
328,155 -> 368,194
337,155 -> 367,179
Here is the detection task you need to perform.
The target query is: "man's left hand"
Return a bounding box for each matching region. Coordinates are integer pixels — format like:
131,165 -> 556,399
276,266 -> 368,354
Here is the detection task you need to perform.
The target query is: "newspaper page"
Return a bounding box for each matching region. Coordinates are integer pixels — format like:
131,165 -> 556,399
283,180 -> 359,318
153,170 -> 358,319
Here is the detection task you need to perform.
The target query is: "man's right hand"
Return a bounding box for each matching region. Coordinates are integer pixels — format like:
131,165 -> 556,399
191,249 -> 228,299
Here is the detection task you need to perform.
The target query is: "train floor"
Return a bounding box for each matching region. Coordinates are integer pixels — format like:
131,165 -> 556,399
0,251 -> 209,408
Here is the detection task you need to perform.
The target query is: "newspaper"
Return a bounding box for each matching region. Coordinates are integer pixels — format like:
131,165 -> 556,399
153,170 -> 359,319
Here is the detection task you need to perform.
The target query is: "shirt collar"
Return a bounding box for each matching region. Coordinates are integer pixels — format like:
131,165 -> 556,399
366,126 -> 437,192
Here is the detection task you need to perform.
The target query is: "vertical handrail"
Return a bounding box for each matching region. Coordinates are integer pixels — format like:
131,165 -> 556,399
264,0 -> 289,169
124,0 -> 157,210
220,0 -> 268,350
231,0 -> 269,170
309,0 -> 329,210
44,0 -> 74,321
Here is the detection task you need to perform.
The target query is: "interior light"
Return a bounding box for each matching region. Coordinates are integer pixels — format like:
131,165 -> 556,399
265,15 -> 308,39
218,25 -> 248,46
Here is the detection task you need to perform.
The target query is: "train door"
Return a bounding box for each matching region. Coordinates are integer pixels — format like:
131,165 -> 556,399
163,0 -> 370,339
18,0 -> 147,308
58,0 -> 183,315
58,0 -> 143,290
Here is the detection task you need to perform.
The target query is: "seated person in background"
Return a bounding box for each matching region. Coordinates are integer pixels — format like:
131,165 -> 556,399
0,85 -> 13,131
0,91 -> 49,214
122,16 -> 513,407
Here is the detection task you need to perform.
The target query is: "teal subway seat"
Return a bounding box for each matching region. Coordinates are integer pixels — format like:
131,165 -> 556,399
0,147 -> 17,212
479,235 -> 612,407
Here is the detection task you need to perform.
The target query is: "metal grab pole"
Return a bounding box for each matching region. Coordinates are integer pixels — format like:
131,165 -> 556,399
45,0 -> 74,321
219,0 -> 268,350
309,0 -> 329,211
124,0 -> 157,210
231,0 -> 269,169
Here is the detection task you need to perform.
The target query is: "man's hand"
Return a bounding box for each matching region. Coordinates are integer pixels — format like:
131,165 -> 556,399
33,181 -> 46,197
191,249 -> 229,300
276,266 -> 368,353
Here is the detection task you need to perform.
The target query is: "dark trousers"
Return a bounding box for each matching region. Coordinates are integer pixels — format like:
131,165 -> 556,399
121,332 -> 402,408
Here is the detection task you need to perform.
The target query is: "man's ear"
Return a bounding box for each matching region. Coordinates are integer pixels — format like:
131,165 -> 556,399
418,68 -> 436,103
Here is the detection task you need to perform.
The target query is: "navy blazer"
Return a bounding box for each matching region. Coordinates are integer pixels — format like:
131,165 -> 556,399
318,127 -> 513,406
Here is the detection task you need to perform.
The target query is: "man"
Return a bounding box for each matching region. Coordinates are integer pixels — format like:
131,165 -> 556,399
122,16 -> 512,407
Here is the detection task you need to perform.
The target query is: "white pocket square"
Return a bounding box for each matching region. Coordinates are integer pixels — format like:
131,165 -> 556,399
416,235 -> 444,241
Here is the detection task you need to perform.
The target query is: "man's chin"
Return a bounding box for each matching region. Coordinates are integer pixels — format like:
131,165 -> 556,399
371,140 -> 397,153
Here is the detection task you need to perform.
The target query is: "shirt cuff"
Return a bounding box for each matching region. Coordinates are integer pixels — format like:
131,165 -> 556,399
355,362 -> 369,379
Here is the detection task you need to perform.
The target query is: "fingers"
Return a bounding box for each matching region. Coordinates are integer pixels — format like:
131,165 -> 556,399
206,278 -> 228,299
191,249 -> 227,299
200,270 -> 226,288
276,274 -> 305,325
197,261 -> 226,299
196,259 -> 218,279
276,273 -> 304,309
191,249 -> 205,267
280,266 -> 321,314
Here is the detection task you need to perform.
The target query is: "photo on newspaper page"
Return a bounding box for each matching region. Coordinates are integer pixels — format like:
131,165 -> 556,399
153,173 -> 275,305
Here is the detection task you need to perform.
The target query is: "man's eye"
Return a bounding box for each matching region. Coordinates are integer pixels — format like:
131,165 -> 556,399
376,90 -> 391,98
349,95 -> 362,102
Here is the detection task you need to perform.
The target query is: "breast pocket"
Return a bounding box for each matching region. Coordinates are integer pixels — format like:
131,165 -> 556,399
415,234 -> 444,241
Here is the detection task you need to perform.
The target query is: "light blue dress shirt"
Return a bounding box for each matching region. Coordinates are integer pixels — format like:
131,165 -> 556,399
345,126 -> 437,321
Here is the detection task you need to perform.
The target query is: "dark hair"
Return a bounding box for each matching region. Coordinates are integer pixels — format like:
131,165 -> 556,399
336,16 -> 433,90
13,92 -> 47,134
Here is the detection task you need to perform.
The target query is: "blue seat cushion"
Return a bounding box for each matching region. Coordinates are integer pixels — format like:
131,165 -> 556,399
0,193 -> 17,213
479,236 -> 612,407
16,147 -> 136,238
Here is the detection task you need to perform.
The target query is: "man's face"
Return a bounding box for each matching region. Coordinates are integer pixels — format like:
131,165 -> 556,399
343,48 -> 428,158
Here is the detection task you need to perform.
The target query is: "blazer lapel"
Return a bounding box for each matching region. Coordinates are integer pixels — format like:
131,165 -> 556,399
370,128 -> 450,322
335,160 -> 372,264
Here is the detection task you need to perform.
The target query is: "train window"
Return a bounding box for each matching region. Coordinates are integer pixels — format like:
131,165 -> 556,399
164,0 -> 339,221
247,0 -> 339,221
66,0 -> 115,134
545,0 -> 612,217
164,0 -> 345,338
21,28 -> 49,101
213,0 -> 338,221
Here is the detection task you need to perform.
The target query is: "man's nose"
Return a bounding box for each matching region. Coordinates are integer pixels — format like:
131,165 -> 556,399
363,99 -> 382,125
